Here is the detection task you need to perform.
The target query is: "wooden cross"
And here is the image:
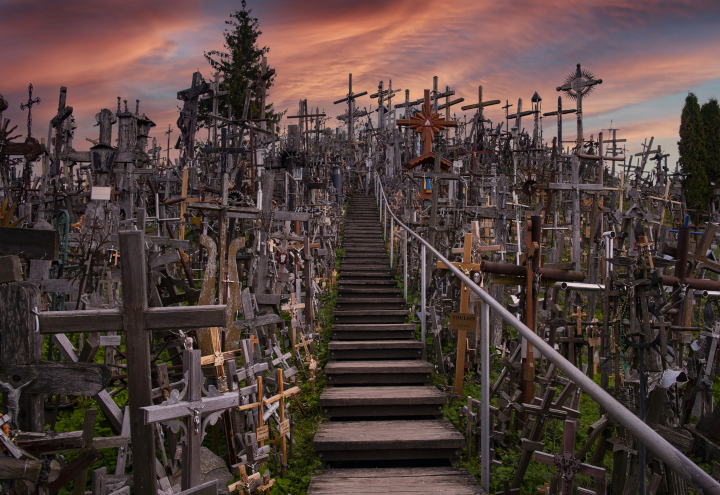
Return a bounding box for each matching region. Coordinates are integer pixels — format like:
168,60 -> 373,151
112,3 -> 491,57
49,86 -> 74,176
397,89 -> 458,155
141,349 -> 241,490
262,368 -> 299,477
333,73 -> 367,143
561,306 -> 587,368
176,72 -> 211,160
542,96 -> 576,154
282,293 -> 305,349
648,180 -> 680,227
533,420 -> 606,495
437,232 -> 482,397
36,229 -> 228,495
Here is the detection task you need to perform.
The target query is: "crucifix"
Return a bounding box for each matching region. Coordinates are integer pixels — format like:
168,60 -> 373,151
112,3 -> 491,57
533,420 -> 606,495
333,74 -> 367,144
141,349 -> 240,491
176,72 -> 211,161
543,96 -> 576,155
200,72 -> 229,146
461,85 -> 500,172
437,232 -> 482,397
49,86 -> 74,176
556,64 -> 602,152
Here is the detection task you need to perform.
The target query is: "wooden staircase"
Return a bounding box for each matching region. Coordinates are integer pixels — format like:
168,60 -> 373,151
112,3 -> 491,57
309,196 -> 483,494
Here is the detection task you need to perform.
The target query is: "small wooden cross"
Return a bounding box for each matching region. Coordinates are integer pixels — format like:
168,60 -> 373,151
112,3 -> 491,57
533,419 -> 606,495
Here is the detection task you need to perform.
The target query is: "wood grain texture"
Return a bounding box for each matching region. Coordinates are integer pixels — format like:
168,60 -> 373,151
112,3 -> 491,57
307,467 -> 483,494
320,386 -> 446,406
314,420 -> 464,450
0,227 -> 59,260
0,361 -> 110,395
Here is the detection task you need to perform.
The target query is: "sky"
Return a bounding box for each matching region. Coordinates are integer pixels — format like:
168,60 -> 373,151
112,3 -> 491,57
2,0 -> 720,168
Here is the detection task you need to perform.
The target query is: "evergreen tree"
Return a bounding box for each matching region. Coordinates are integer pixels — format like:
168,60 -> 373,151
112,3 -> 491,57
679,92 -> 710,210
201,1 -> 281,138
701,98 -> 720,184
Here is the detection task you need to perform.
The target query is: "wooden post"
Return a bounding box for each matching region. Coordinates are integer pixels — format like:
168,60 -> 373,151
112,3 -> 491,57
182,350 -> 203,490
0,282 -> 43,432
119,229 -> 156,495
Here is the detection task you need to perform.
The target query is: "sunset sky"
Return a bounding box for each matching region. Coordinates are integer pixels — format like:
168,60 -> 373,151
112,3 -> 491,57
3,0 -> 720,168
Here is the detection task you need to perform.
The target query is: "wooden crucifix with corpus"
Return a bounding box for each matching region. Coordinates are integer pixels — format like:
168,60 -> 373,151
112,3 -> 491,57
437,232 -> 482,398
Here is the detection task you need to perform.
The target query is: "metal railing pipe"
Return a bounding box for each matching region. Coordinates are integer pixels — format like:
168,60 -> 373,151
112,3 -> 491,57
373,173 -> 720,495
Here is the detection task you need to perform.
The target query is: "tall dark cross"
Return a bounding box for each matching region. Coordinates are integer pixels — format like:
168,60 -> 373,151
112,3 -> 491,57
461,85 -> 500,170
543,96 -> 576,154
164,124 -> 173,165
502,100 -> 513,132
49,86 -> 74,176
556,63 -> 602,153
19,84 -> 40,137
333,73 -> 367,143
396,89 -> 458,155
370,80 -> 400,131
507,97 -> 535,138
176,72 -> 211,160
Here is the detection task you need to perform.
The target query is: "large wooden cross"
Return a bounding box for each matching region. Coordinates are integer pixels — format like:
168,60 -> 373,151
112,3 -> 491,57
397,89 -> 458,155
37,230 -> 227,495
437,232 -> 482,397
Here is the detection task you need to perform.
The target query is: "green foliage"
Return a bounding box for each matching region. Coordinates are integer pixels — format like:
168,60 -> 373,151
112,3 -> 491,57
701,98 -> 720,184
679,92 -> 710,210
202,1 -> 282,134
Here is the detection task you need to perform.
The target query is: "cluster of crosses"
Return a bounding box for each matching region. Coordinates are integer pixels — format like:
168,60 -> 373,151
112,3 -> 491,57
1,57 -> 719,495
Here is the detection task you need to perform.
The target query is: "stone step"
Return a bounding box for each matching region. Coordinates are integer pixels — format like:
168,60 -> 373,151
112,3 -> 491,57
332,323 -> 416,340
328,340 -> 422,360
313,420 -> 463,462
325,360 -> 432,385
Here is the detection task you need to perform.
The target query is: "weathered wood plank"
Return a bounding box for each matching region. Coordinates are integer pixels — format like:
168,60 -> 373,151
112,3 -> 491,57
0,361 -> 110,395
0,255 -> 22,283
0,227 -> 59,260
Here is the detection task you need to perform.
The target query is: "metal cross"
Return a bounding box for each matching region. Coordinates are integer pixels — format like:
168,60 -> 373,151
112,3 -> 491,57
19,83 -> 41,137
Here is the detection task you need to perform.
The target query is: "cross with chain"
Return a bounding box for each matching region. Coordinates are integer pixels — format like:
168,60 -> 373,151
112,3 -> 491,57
19,84 -> 41,137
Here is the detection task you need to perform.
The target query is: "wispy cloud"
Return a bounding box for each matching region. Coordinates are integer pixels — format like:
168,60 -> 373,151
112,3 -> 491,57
2,0 -> 719,165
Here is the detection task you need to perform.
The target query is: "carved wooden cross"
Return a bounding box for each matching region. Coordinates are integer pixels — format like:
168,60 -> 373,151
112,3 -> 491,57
397,89 -> 458,154
141,350 -> 240,491
333,73 -> 367,143
648,180 -> 680,227
533,419 -> 606,495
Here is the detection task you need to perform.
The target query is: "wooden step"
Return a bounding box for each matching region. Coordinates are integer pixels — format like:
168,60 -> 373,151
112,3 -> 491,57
313,420 -> 463,461
332,323 -> 415,340
308,467 -> 483,494
325,360 -> 432,384
338,279 -> 397,285
328,340 -> 422,360
338,287 -> 402,295
320,385 -> 446,417
335,297 -> 404,304
334,310 -> 409,324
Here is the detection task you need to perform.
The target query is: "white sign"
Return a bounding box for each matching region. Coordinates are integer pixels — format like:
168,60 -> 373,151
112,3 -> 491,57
91,187 -> 112,201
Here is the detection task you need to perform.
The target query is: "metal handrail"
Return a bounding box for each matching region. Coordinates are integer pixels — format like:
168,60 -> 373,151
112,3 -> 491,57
373,173 -> 720,494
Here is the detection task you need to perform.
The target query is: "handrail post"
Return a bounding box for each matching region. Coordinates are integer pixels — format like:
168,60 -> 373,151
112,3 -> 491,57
390,217 -> 394,269
403,230 -> 408,301
480,299 -> 490,493
383,202 -> 387,242
421,244 -> 427,360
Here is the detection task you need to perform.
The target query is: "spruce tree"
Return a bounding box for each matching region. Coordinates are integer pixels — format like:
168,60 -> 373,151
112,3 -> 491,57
201,1 -> 281,137
679,92 -> 709,210
701,98 -> 720,184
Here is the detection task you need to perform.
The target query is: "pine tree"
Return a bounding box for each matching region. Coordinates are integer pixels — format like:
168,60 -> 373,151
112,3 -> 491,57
679,92 -> 709,210
201,1 -> 281,137
701,98 -> 720,184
